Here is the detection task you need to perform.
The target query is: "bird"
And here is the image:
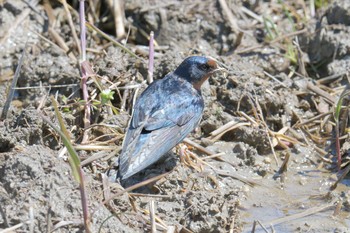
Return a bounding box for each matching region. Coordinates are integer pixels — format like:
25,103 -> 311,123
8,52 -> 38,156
117,56 -> 222,180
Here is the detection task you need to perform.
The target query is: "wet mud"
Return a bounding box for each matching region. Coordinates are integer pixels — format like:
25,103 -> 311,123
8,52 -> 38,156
1,0 -> 350,232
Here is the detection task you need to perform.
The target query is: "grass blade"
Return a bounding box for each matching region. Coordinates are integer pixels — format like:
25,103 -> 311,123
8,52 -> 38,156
1,45 -> 26,120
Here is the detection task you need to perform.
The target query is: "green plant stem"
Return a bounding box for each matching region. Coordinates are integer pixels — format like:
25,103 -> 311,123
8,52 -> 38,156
44,96 -> 92,232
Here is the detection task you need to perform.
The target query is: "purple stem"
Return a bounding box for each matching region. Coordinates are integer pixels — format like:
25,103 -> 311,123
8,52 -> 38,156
79,168 -> 91,233
79,0 -> 90,142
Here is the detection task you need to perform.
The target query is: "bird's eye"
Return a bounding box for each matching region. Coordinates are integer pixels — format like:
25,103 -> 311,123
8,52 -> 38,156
199,63 -> 211,71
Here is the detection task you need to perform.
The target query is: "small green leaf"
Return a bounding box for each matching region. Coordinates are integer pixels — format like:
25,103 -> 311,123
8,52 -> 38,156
100,89 -> 115,105
51,96 -> 81,183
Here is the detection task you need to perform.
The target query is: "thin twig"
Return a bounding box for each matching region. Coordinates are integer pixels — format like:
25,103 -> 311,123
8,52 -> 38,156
75,145 -> 118,151
116,83 -> 144,90
236,28 -> 307,54
216,170 -> 260,187
294,37 -> 308,77
265,202 -> 335,226
251,220 -> 257,233
0,220 -> 31,233
310,0 -> 315,17
14,83 -> 79,90
86,22 -> 145,63
217,0 -> 240,34
23,0 -> 46,19
79,0 -> 86,61
62,0 -> 81,55
149,200 -> 156,233
148,31 -> 155,84
129,193 -> 171,199
256,220 -> 270,233
238,111 -> 259,126
316,72 -> 346,85
112,0 -> 126,38
254,95 -> 279,166
201,152 -> 225,161
240,6 -> 263,22
229,214 -> 235,233
294,111 -> 332,127
140,208 -> 168,230
209,120 -> 239,138
183,138 -> 215,155
29,205 -> 34,233
0,8 -> 31,45
263,71 -> 288,88
97,171 -> 171,212
0,203 -> 9,228
307,82 -> 336,104
48,27 -> 77,61
120,89 -> 128,112
273,150 -> 290,181
80,150 -> 118,166
330,164 -> 350,190
51,220 -> 83,232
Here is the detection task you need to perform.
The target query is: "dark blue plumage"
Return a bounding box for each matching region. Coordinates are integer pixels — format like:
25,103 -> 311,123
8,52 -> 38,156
118,56 -> 220,180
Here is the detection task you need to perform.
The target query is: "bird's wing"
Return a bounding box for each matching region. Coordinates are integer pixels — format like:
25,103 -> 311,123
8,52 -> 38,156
118,82 -> 204,179
144,95 -> 203,130
127,80 -> 201,141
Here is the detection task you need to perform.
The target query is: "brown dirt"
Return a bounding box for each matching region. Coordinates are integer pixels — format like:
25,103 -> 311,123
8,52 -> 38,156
1,0 -> 350,232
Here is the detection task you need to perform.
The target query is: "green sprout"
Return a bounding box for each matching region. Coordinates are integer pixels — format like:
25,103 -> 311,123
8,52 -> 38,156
100,89 -> 115,105
315,0 -> 329,9
285,43 -> 298,65
263,16 -> 279,41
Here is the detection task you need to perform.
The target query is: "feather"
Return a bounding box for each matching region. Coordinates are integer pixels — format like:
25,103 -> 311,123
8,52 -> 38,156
118,73 -> 204,179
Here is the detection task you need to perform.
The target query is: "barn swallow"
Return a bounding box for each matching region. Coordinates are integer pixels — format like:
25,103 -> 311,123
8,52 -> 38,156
118,56 -> 222,180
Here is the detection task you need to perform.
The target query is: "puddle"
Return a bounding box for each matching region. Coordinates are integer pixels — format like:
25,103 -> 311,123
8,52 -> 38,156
240,151 -> 350,233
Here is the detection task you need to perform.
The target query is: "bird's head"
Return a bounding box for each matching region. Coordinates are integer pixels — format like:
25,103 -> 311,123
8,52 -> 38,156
174,56 -> 224,90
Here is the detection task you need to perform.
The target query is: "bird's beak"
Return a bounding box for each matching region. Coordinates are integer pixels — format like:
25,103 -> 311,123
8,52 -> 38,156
207,65 -> 227,79
211,66 -> 226,75
206,57 -> 227,75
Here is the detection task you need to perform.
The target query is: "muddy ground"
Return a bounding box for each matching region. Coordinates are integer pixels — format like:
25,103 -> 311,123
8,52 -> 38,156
1,0 -> 350,232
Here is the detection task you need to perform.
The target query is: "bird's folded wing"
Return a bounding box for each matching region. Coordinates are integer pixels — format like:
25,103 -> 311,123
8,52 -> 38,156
120,107 -> 202,179
119,94 -> 203,179
144,96 -> 203,130
124,95 -> 202,155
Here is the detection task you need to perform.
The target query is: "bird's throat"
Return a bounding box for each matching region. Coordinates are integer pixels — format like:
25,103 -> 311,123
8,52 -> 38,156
192,75 -> 210,90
